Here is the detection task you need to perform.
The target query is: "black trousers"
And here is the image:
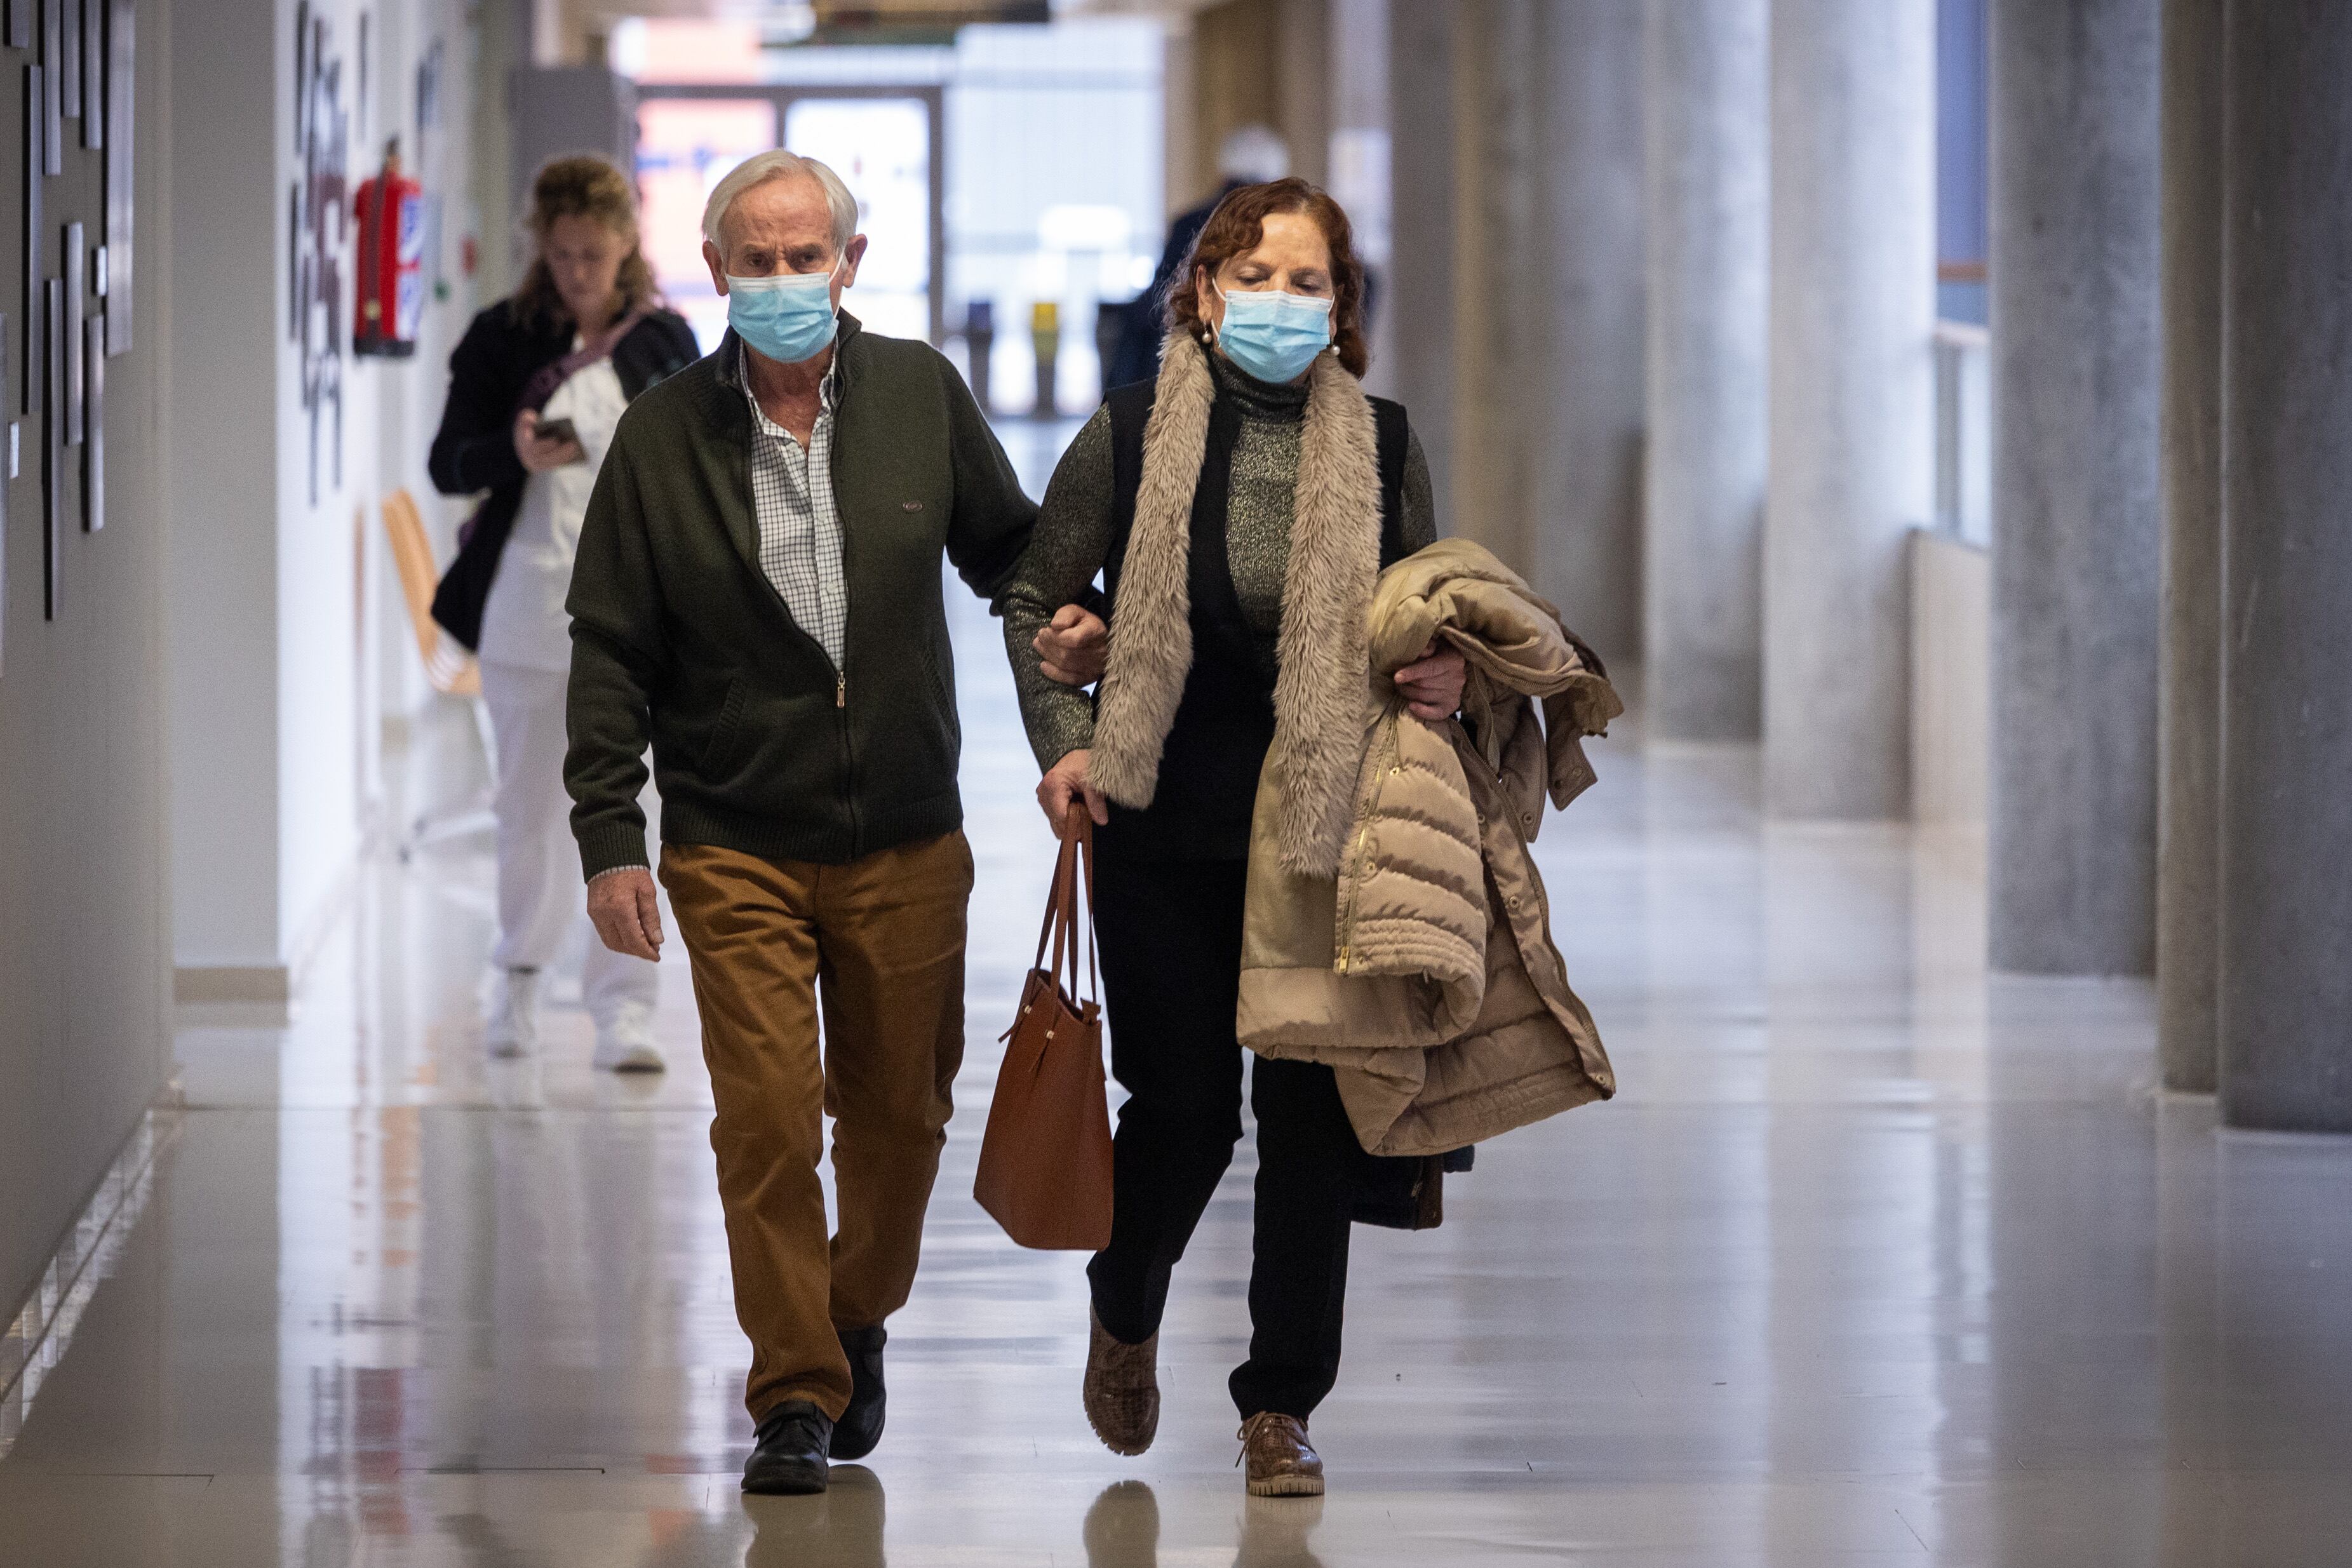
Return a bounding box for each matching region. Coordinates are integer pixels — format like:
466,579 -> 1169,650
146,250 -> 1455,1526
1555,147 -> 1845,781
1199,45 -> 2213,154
1085,849 -> 1373,1419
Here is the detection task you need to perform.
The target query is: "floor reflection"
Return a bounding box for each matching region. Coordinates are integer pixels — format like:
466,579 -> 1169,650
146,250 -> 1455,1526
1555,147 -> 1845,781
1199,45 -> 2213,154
1077,1480 -> 1329,1568
1082,1480 -> 1159,1567
744,1466 -> 887,1568
5,590 -> 2352,1565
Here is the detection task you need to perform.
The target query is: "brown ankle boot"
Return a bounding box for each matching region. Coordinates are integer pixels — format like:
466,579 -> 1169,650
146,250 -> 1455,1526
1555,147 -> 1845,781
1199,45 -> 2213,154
1237,1411 -> 1324,1496
1084,1306 -> 1160,1456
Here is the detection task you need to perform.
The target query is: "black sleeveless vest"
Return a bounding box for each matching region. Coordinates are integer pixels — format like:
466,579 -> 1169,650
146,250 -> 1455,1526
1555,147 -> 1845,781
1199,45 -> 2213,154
1096,378 -> 1411,861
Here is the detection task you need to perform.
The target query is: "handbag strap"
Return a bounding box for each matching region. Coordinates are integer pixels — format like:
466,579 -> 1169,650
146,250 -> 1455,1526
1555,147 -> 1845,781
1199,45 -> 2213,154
516,304 -> 653,415
1029,814 -> 1098,1008
1068,822 -> 1101,1006
1032,824 -> 1077,974
1074,817 -> 1098,1005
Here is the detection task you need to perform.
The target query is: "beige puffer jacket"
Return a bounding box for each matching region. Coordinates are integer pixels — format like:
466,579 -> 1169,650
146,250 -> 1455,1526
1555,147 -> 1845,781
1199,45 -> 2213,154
1236,540 -> 1623,1156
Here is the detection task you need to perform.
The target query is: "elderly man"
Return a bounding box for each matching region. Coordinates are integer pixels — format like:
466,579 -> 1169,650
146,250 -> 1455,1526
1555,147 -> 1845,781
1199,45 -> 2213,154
564,149 -> 1103,1495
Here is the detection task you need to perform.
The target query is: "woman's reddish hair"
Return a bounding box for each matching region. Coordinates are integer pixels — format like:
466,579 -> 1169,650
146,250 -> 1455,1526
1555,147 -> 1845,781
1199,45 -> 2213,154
1167,177 -> 1369,378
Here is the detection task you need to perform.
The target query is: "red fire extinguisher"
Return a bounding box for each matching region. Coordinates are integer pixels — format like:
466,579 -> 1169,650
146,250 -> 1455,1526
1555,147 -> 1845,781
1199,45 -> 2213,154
353,138 -> 424,358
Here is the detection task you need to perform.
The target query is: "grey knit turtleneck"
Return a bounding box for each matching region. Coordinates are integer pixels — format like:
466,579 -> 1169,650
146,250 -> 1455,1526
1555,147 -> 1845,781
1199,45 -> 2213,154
1001,351 -> 1437,772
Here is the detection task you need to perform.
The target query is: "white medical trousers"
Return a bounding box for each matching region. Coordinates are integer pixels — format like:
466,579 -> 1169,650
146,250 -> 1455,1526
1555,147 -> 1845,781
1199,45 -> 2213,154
480,659 -> 659,1024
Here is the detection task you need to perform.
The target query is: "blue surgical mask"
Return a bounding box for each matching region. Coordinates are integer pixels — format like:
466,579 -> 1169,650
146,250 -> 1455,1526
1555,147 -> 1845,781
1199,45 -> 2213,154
727,261 -> 841,365
1211,283 -> 1333,384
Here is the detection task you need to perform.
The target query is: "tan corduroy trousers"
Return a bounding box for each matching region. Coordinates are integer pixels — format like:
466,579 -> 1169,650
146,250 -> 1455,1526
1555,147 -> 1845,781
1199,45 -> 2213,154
659,832 -> 973,1424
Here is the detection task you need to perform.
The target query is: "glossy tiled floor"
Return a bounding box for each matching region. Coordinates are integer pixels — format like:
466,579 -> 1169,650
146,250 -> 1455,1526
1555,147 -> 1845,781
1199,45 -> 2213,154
8,563 -> 2352,1565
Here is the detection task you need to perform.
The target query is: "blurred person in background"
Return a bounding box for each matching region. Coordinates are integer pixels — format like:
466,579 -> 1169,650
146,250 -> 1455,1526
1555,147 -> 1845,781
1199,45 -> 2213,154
1103,124 -> 1291,392
428,156 -> 699,1071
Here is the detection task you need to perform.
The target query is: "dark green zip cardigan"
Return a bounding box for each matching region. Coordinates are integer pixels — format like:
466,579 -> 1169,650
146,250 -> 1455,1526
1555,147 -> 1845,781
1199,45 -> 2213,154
565,314 -> 1037,877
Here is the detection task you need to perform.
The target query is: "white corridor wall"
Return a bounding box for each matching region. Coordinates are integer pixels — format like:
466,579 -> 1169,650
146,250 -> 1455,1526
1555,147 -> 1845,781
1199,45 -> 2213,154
168,0 -> 483,1000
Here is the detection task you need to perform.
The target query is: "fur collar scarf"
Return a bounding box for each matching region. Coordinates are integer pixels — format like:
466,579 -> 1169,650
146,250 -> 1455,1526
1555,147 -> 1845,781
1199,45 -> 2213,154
1089,332 -> 1381,878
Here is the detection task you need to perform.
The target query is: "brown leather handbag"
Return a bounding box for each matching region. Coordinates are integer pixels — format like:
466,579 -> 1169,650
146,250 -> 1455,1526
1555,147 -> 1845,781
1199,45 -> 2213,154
973,815 -> 1115,1250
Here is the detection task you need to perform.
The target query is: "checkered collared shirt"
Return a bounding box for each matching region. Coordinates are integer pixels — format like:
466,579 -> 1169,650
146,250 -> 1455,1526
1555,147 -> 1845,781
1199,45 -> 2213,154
741,344 -> 849,667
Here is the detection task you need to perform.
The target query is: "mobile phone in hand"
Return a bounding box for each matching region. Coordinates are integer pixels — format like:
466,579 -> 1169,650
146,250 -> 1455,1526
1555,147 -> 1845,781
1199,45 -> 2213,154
534,416 -> 580,446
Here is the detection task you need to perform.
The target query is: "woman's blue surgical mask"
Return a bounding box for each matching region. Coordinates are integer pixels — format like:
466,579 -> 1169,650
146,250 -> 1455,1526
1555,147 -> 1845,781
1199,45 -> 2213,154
1211,282 -> 1334,384
727,260 -> 842,365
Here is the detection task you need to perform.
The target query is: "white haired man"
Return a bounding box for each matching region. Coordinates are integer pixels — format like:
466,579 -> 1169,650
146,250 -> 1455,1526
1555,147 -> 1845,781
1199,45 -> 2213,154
563,150 -> 1107,1494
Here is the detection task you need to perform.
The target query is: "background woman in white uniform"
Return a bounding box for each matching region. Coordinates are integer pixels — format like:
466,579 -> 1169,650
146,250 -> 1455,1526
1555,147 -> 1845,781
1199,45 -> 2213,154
428,157 -> 700,1069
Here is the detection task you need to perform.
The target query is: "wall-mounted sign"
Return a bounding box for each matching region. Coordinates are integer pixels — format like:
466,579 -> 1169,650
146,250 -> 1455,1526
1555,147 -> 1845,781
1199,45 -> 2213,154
0,0 -> 137,637
20,62 -> 38,417
290,1 -> 349,505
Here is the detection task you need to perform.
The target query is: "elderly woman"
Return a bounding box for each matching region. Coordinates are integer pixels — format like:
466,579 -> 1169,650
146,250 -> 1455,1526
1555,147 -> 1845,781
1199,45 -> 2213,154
1003,178 -> 1467,1497
429,156 -> 699,1071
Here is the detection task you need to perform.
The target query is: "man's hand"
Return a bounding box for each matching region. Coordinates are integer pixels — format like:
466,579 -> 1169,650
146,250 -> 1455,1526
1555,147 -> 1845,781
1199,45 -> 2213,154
1038,747 -> 1109,831
587,868 -> 665,961
1034,605 -> 1109,687
514,409 -> 585,474
1395,640 -> 1468,722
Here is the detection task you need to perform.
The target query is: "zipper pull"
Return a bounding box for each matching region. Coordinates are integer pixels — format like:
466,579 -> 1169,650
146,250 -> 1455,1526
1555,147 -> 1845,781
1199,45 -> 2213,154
836,673 -> 847,709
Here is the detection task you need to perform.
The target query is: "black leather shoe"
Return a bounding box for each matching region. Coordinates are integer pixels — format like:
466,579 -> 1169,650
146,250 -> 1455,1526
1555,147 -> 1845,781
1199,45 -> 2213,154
831,1325 -> 887,1461
743,1399 -> 831,1495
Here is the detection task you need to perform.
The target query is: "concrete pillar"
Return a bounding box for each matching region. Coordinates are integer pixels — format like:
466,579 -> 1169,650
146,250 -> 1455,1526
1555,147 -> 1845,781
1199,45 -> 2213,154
1986,0 -> 2161,974
1448,1 -> 1538,576
1329,0 -> 1387,163
1183,0 -> 1330,203
1641,0 -> 1767,740
509,68 -> 638,217
1764,0 -> 1935,818
470,0 -> 527,298
2155,0 -> 2222,1090
1328,0 -> 1395,395
1432,1 -> 1643,659
2218,3 -> 2352,1133
1274,0 -> 1332,188
1383,0 -> 1453,509
170,0 -> 285,986
1528,0 -> 1644,662
1181,2 -> 1276,210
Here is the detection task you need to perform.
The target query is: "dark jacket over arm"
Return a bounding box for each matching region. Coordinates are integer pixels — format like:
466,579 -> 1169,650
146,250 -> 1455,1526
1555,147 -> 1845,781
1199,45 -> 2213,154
428,304 -> 701,499
427,306 -> 565,500
426,304 -> 699,649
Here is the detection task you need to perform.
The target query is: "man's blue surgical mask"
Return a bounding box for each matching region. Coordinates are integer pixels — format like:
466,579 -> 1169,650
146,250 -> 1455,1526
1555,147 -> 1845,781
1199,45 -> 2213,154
727,260 -> 841,365
1211,283 -> 1333,384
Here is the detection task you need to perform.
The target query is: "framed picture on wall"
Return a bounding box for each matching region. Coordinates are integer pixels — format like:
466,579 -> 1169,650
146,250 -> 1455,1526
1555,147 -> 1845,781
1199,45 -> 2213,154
105,0 -> 132,353
43,0 -> 63,176
63,221 -> 82,447
43,278 -> 61,619
83,314 -> 101,533
0,316 -> 8,678
61,0 -> 81,124
81,0 -> 100,151
23,64 -> 41,419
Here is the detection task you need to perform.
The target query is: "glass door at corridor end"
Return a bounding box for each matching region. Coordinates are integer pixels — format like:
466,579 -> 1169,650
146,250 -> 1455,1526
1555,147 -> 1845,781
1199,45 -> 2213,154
635,86 -> 945,354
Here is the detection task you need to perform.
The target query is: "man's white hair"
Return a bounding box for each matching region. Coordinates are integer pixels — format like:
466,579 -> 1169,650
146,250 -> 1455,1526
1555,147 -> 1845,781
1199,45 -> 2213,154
701,150 -> 859,255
